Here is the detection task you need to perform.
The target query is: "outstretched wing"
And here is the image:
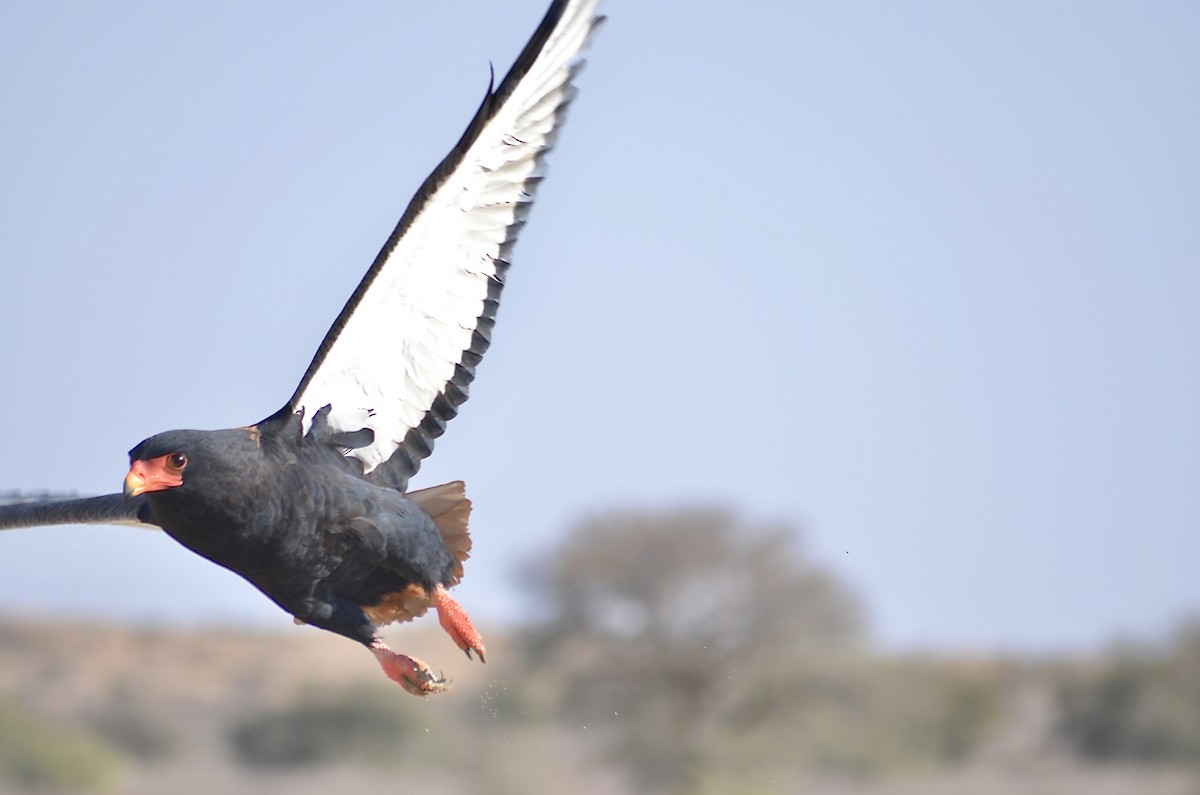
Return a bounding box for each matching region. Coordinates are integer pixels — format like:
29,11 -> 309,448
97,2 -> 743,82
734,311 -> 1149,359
281,0 -> 603,486
0,491 -> 159,532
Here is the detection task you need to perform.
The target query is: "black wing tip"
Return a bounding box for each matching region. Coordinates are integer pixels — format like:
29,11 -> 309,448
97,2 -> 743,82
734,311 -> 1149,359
0,492 -> 157,532
0,489 -> 82,506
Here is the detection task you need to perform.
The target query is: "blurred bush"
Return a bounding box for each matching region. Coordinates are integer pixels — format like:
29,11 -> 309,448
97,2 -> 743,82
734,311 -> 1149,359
0,694 -> 122,791
229,684 -> 418,769
1056,618 -> 1200,763
89,705 -> 182,762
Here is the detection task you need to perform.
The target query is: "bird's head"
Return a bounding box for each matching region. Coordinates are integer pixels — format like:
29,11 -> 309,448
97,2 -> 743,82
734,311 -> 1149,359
124,430 -> 204,499
124,428 -> 260,501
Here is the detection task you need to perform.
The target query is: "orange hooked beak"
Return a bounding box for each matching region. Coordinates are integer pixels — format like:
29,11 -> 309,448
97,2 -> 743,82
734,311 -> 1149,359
123,455 -> 185,499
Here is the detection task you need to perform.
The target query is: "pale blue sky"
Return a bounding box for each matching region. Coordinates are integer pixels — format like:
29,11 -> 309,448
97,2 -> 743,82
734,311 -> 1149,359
1,1 -> 1197,652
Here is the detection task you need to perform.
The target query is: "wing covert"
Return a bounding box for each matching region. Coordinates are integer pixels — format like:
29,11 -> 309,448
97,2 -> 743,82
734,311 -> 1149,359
284,0 -> 603,485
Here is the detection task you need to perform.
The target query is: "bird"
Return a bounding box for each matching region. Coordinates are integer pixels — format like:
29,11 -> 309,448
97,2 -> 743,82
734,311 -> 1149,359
0,0 -> 603,696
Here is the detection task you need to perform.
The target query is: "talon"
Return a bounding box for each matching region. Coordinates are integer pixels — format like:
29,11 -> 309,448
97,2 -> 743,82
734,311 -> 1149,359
431,584 -> 486,663
370,639 -> 452,696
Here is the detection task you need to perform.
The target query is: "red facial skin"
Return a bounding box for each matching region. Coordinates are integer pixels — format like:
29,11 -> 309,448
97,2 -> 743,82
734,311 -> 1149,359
123,453 -> 186,498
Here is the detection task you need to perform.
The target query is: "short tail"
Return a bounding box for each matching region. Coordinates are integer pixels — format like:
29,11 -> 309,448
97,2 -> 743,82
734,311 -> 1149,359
407,480 -> 472,586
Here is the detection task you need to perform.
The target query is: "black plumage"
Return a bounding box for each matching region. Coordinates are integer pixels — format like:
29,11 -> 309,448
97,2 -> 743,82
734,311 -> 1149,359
128,414 -> 455,644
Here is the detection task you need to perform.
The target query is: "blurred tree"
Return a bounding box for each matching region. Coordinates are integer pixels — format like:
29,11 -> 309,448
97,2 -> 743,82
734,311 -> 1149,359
1056,617 -> 1200,763
518,508 -> 863,793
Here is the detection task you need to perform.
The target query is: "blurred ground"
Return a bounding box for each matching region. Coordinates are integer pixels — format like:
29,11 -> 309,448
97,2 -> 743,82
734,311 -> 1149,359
1,617 -> 1197,795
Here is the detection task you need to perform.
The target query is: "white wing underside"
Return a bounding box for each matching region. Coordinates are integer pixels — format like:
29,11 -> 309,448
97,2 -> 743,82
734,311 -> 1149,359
292,0 -> 602,474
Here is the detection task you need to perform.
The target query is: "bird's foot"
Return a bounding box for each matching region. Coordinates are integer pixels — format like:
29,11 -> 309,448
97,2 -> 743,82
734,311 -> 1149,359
432,584 -> 486,663
370,638 -> 451,696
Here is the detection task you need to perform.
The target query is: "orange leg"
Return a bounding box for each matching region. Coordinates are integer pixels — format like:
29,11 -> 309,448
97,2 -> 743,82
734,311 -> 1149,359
370,638 -> 451,696
431,584 -> 486,663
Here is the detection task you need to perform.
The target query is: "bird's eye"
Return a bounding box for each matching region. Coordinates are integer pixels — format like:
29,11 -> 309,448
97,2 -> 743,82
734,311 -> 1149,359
166,453 -> 188,472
